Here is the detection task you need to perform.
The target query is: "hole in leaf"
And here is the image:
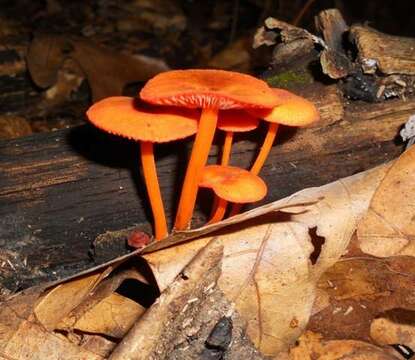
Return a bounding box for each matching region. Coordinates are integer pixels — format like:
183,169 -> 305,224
116,279 -> 159,308
391,344 -> 414,359
309,227 -> 325,265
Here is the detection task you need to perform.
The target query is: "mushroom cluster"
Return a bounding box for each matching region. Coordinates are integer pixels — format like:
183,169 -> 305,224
86,69 -> 319,241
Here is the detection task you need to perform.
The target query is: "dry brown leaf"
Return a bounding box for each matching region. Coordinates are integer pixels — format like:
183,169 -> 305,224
78,334 -> 117,358
34,268 -> 112,331
308,256 -> 415,342
288,331 -> 399,359
207,38 -> 251,72
0,288 -> 46,350
371,316 -> 415,349
1,319 -> 103,360
357,146 -> 415,257
56,268 -> 147,332
73,292 -> 145,338
0,266 -> 146,358
143,163 -> 390,357
26,34 -> 169,102
110,236 -> 223,359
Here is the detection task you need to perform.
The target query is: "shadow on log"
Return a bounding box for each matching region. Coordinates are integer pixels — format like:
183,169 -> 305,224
0,90 -> 411,292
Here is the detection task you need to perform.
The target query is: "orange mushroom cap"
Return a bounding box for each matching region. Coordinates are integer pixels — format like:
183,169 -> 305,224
200,165 -> 267,203
140,69 -> 279,110
248,89 -> 319,126
217,110 -> 259,132
86,96 -> 199,142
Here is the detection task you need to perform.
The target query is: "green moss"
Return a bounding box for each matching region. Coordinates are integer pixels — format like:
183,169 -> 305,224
265,70 -> 313,88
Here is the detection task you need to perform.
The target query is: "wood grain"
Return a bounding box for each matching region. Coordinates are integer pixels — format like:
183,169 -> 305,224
0,94 -> 412,291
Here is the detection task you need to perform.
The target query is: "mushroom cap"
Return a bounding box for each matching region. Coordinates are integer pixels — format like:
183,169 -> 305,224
249,88 -> 320,126
217,110 -> 259,132
140,69 -> 278,110
86,96 -> 199,143
200,165 -> 267,203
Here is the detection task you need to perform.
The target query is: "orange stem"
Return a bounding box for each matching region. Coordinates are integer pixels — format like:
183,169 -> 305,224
207,198 -> 227,225
229,122 -> 279,216
140,141 -> 168,240
221,131 -> 233,166
208,131 -> 234,223
174,108 -> 218,230
251,122 -> 279,175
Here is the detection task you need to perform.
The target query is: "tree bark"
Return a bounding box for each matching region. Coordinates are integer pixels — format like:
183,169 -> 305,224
0,88 -> 411,291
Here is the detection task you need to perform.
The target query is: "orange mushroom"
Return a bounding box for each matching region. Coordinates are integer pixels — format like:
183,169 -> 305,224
86,96 -> 198,240
209,110 -> 259,223
229,88 -> 319,216
140,69 -> 278,230
200,165 -> 267,216
217,110 -> 259,166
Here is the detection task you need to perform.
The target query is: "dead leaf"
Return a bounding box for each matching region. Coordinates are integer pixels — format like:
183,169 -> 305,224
143,163 -> 390,356
34,268 -> 112,330
43,59 -> 84,106
56,268 -> 148,331
288,331 -> 399,359
207,38 -> 251,72
0,288 -> 45,349
1,319 -> 103,360
357,146 -> 415,257
73,293 -> 145,338
78,334 -> 117,358
27,34 -> 170,102
371,316 -> 415,349
0,266 -> 149,358
308,256 -> 415,342
109,236 -> 223,359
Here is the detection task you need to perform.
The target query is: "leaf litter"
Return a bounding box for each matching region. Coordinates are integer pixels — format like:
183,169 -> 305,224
2,147 -> 415,358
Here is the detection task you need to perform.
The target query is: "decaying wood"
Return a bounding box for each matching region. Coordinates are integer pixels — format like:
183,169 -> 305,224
315,9 -> 353,79
257,10 -> 415,102
351,25 -> 415,75
109,237 -> 223,359
0,90 -> 412,292
254,17 -> 319,71
299,84 -> 344,126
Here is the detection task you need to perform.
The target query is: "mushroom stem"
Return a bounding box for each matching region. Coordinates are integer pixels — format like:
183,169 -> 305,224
207,198 -> 227,225
174,108 -> 219,230
221,131 -> 234,166
208,131 -> 234,224
229,122 -> 279,217
140,141 -> 168,240
251,122 -> 279,175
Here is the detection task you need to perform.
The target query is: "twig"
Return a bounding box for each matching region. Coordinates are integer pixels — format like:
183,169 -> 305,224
109,237 -> 223,359
292,0 -> 318,26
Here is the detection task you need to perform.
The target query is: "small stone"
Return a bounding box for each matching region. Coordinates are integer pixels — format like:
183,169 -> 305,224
205,316 -> 233,351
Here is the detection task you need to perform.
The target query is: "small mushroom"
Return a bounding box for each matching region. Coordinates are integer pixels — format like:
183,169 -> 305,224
217,110 -> 260,166
209,110 -> 259,223
200,165 -> 267,223
229,88 -> 319,216
86,96 -> 198,240
140,69 -> 278,230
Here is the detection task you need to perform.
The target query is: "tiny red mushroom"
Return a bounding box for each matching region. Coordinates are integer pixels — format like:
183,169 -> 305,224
200,165 -> 267,225
86,96 -> 198,240
140,69 -> 278,230
229,88 -> 320,216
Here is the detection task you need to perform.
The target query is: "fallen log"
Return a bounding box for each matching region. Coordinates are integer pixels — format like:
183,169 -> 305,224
0,87 -> 411,292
